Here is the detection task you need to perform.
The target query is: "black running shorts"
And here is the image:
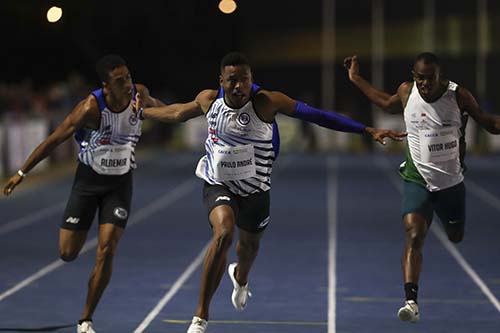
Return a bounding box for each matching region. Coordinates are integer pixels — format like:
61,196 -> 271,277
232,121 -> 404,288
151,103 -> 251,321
61,163 -> 133,231
202,182 -> 270,233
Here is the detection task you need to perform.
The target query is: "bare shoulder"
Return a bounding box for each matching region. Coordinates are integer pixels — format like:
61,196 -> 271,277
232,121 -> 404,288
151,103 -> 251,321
254,89 -> 296,118
195,89 -> 218,107
196,89 -> 218,101
253,89 -> 286,105
253,89 -> 274,109
455,85 -> 478,109
74,94 -> 100,127
397,81 -> 413,95
255,89 -> 280,99
80,94 -> 100,114
456,85 -> 473,98
135,83 -> 150,95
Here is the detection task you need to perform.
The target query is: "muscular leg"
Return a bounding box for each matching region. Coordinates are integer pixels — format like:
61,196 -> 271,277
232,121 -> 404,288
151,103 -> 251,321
402,213 -> 430,286
195,205 -> 235,320
59,229 -> 88,262
435,182 -> 466,244
234,228 -> 263,285
80,223 -> 124,320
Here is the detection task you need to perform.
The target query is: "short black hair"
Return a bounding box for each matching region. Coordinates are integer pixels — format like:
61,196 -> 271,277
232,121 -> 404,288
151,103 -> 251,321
220,52 -> 251,72
414,52 -> 440,66
96,54 -> 127,83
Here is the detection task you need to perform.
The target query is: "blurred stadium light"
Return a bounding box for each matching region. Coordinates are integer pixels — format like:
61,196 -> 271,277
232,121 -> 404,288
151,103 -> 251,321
46,6 -> 62,23
2,0 -> 500,178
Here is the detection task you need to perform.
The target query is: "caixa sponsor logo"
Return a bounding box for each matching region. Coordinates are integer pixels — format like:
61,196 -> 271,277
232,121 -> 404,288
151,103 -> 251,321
424,133 -> 438,137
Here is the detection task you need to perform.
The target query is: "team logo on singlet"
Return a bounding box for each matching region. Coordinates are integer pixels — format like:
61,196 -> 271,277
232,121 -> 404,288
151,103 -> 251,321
237,112 -> 251,126
129,114 -> 139,126
113,207 -> 128,220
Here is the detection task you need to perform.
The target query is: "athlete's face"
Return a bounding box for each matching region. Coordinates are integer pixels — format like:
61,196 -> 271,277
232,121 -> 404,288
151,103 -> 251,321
412,61 -> 441,101
104,65 -> 133,100
220,65 -> 252,108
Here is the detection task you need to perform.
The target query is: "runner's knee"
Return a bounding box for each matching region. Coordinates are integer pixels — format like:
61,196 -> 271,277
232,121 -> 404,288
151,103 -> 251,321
404,223 -> 426,248
407,231 -> 425,249
59,249 -> 79,262
96,242 -> 117,262
213,227 -> 234,252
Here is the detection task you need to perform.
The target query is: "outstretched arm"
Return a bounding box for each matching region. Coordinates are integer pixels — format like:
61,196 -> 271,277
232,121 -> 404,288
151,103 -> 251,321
344,55 -> 406,114
254,90 -> 407,145
3,96 -> 99,195
135,89 -> 217,123
458,87 -> 500,134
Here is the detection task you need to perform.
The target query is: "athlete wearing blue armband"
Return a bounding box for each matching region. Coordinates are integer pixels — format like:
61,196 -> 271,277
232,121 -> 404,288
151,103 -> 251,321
135,52 -> 406,333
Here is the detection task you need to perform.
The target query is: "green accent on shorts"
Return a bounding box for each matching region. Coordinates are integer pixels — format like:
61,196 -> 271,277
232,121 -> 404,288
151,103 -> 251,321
399,142 -> 426,187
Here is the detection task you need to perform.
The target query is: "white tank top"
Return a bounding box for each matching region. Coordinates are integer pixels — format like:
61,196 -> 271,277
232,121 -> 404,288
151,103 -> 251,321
76,87 -> 142,175
195,84 -> 280,196
403,81 -> 466,191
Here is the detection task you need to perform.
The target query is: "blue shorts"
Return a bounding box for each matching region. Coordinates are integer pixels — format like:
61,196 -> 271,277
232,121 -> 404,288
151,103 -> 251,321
402,180 -> 465,231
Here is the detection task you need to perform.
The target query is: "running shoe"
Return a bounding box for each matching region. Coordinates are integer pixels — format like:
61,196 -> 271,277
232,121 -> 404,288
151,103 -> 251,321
187,316 -> 208,333
228,262 -> 252,310
397,300 -> 420,323
77,320 -> 96,333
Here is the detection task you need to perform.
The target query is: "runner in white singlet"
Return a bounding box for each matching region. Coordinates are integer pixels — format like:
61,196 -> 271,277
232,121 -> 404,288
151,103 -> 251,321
3,55 -> 165,333
135,52 -> 406,333
345,52 -> 500,323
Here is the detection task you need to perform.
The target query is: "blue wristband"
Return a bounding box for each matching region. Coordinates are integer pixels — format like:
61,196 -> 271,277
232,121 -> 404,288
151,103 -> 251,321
291,101 -> 366,134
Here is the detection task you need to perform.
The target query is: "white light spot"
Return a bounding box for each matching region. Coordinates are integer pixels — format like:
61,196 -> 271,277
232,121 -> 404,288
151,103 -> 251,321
47,6 -> 63,23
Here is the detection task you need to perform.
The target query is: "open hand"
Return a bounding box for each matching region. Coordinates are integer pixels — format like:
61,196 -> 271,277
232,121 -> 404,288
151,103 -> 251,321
3,173 -> 23,196
132,92 -> 145,117
343,55 -> 360,81
365,127 -> 407,146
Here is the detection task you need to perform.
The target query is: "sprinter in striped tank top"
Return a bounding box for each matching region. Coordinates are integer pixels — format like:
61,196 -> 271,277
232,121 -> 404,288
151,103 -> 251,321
345,52 -> 500,323
3,55 -> 165,333
136,52 -> 405,333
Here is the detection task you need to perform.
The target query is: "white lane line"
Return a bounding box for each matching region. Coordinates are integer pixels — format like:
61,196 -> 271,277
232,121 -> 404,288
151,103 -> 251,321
327,156 -> 338,333
134,242 -> 210,333
431,225 -> 500,313
0,178 -> 197,303
374,156 -> 500,314
466,179 -> 500,211
0,202 -> 66,236
133,156 -> 297,332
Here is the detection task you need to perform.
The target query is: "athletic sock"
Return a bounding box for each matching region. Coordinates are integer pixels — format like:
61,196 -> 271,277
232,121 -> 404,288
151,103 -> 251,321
78,319 -> 92,325
404,282 -> 419,303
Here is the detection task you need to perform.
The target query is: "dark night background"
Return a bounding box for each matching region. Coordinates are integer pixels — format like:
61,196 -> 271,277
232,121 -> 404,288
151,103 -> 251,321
2,0 -> 498,104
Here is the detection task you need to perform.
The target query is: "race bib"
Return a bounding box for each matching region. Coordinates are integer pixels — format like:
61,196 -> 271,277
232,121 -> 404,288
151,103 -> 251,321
213,144 -> 256,181
91,144 -> 133,175
419,128 -> 459,163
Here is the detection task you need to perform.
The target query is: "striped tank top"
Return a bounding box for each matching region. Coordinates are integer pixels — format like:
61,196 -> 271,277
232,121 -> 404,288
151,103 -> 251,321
195,84 -> 280,196
75,87 -> 142,175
